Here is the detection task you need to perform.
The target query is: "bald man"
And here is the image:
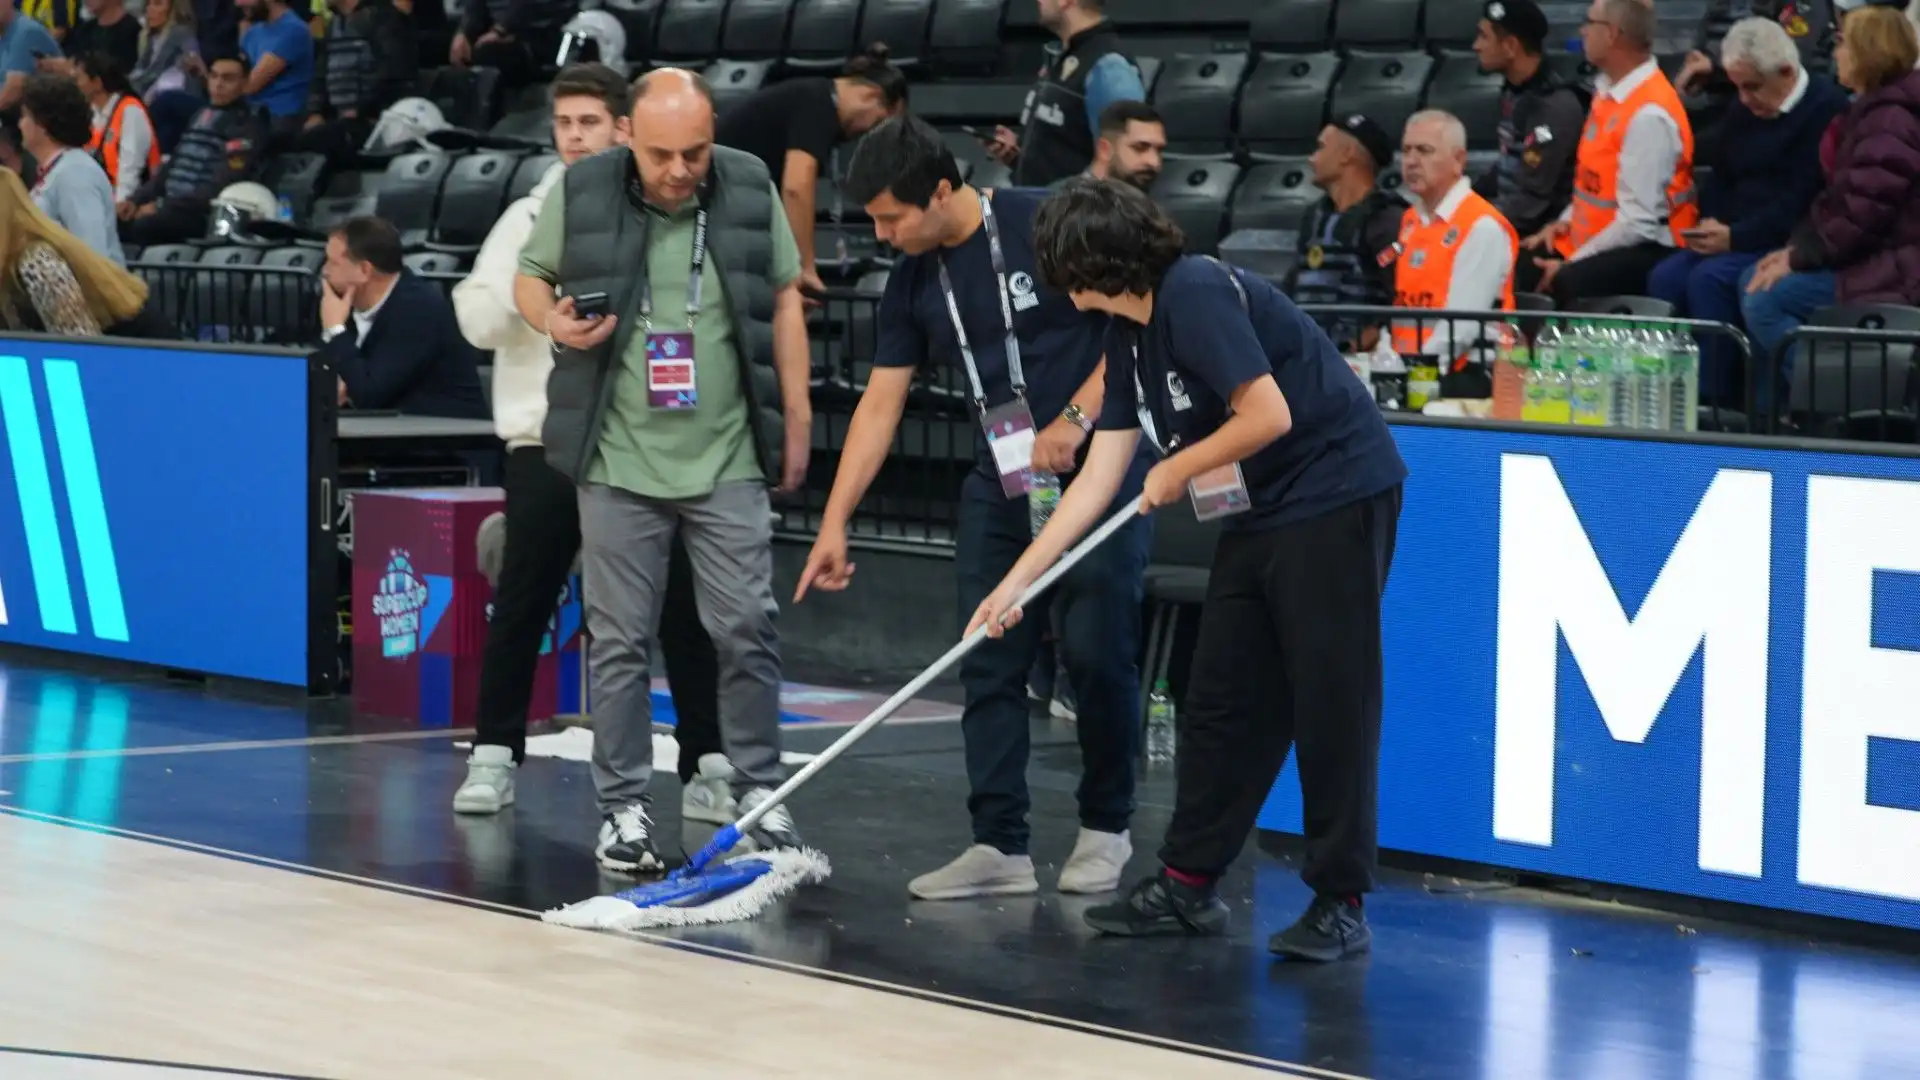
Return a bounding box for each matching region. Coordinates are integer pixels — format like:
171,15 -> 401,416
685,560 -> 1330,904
514,68 -> 815,874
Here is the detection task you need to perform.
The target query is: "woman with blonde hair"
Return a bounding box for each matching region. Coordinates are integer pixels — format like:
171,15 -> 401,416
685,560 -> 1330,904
0,168 -> 152,336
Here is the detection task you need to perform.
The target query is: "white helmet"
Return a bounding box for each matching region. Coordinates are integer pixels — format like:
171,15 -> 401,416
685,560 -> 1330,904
555,10 -> 629,78
213,181 -> 279,221
363,97 -> 450,154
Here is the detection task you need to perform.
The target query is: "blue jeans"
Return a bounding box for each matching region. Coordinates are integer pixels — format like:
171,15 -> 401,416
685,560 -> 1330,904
1647,250 -> 1759,404
1739,264 -> 1837,401
954,465 -> 1151,855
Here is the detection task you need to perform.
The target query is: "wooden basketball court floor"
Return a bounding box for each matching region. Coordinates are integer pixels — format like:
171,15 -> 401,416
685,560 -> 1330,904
3,657 -> 1920,1080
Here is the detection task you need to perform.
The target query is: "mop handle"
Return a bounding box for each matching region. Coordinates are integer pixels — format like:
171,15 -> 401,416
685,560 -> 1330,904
729,496 -> 1148,839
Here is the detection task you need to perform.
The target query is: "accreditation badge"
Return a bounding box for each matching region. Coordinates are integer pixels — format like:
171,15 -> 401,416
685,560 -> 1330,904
982,399 -> 1039,497
645,331 -> 697,410
1188,464 -> 1252,521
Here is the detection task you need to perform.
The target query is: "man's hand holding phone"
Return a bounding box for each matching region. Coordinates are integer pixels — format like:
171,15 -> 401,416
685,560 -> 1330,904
548,294 -> 616,351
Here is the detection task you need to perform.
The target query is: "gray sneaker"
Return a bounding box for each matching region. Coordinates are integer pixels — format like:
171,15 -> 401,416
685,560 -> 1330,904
452,744 -> 516,815
908,844 -> 1039,900
738,787 -> 804,851
1057,828 -> 1131,894
475,512 -> 507,587
681,753 -> 738,825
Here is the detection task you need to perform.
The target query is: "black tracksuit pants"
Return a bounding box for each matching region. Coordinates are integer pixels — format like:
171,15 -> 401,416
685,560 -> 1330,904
474,446 -> 722,779
1159,485 -> 1401,898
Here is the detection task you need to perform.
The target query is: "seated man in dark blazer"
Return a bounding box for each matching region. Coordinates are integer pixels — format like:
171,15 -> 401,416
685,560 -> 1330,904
318,214 -> 489,419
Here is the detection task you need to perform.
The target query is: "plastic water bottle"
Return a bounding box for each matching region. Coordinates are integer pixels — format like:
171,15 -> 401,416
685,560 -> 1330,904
1525,322 -> 1570,424
1635,325 -> 1671,431
1570,322 -> 1609,426
1606,322 -> 1638,428
1146,681 -> 1176,764
1028,470 -> 1061,538
1668,331 -> 1700,433
276,194 -> 294,223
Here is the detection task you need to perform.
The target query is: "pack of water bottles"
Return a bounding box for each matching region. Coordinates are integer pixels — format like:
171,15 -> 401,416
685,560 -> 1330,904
1518,319 -> 1700,432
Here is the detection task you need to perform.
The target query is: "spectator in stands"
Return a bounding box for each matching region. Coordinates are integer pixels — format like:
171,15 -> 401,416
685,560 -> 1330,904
297,0 -> 416,165
76,52 -> 159,203
799,117 -> 1152,903
117,52 -> 261,242
57,0 -> 144,73
1743,4 -> 1920,359
513,69 -> 812,873
975,179 -> 1405,961
0,6 -> 62,114
988,0 -> 1146,188
1391,110 -> 1520,374
449,62 -> 728,827
716,43 -> 907,298
1677,0 -> 1835,160
1648,18 -> 1845,403
22,0 -> 79,46
449,0 -> 575,91
16,74 -> 125,265
1521,0 -> 1699,306
1054,99 -> 1165,193
0,168 -> 148,334
239,0 -> 313,140
135,0 -> 206,152
1288,114 -> 1402,354
1471,0 -> 1585,239
320,215 -> 488,416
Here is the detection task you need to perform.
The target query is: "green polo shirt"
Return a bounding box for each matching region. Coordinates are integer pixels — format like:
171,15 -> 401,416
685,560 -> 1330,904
519,177 -> 802,500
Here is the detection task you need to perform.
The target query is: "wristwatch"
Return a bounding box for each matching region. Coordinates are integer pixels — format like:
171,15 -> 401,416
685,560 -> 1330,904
1062,403 -> 1094,433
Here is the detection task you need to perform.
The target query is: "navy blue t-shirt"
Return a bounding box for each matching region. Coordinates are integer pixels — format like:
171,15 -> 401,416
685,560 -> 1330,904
1097,256 -> 1407,531
874,187 -> 1124,487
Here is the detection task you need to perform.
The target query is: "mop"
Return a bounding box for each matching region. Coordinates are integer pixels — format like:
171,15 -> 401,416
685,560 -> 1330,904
542,497 -> 1148,933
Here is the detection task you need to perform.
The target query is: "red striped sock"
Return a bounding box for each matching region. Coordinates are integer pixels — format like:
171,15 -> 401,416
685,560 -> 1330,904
1164,866 -> 1214,889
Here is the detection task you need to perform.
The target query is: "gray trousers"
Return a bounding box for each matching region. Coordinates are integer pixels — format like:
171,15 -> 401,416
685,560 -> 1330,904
577,480 -> 784,815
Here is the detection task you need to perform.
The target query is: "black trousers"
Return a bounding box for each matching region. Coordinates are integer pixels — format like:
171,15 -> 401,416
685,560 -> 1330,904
474,446 -> 721,779
1516,241 -> 1673,308
1159,485 -> 1401,897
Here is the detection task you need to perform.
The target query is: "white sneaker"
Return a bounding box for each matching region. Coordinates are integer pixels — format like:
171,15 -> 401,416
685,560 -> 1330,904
738,787 -> 804,850
452,745 -> 516,815
681,753 -> 738,824
596,803 -> 664,873
908,844 -> 1039,900
475,512 -> 507,587
1057,828 -> 1131,894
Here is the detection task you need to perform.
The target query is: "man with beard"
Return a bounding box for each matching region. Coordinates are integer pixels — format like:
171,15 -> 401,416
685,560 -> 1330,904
1470,0 -> 1586,239
1052,101 -> 1165,192
986,0 -> 1146,187
238,0 -> 314,142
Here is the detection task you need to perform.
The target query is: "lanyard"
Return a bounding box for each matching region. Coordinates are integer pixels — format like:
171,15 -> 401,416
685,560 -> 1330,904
936,194 -> 1025,411
29,150 -> 64,199
1130,338 -> 1174,456
638,208 -> 709,331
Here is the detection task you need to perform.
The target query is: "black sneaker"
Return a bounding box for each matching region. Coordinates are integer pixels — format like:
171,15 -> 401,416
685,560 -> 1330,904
596,803 -> 664,873
1268,894 -> 1371,961
1082,871 -> 1230,937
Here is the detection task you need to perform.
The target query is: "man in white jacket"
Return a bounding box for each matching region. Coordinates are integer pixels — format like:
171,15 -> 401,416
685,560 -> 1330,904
450,62 -> 733,825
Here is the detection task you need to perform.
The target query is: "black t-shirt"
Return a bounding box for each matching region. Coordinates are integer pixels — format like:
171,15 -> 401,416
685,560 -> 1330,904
715,76 -> 842,185
64,14 -> 142,75
1098,256 -> 1407,531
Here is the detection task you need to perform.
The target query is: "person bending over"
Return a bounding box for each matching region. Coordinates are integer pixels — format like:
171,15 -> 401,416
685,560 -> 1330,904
969,178 -> 1407,962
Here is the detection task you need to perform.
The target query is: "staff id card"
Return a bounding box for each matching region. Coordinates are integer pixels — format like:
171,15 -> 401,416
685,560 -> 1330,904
982,399 -> 1038,497
1188,463 -> 1252,521
646,331 -> 697,410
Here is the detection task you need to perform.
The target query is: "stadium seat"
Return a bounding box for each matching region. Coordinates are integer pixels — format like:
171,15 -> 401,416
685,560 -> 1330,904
193,246 -> 263,341
912,83 -> 1032,125
707,60 -> 774,114
1249,0 -> 1333,53
1425,0 -> 1484,48
602,0 -> 665,63
421,65 -> 502,132
509,153 -> 559,201
1151,160 -> 1241,255
1229,158 -> 1320,231
1465,149 -> 1498,184
787,0 -> 861,66
1377,167 -> 1410,204
1427,51 -> 1505,151
859,0 -> 933,64
1150,52 -> 1251,158
435,150 -> 520,248
721,0 -> 793,57
135,244 -> 196,265
310,193 -> 378,231
251,247 -> 323,343
926,0 -> 1004,75
1237,51 -> 1340,157
970,158 -> 1013,189
1219,229 -> 1300,285
375,151 -> 456,247
941,128 -> 992,180
1136,54 -> 1163,97
1330,51 -> 1436,150
654,0 -> 727,62
489,107 -> 550,145
1332,0 -> 1421,49
1789,304 -> 1920,433
1545,50 -> 1596,90
258,152 -> 328,223
1540,2 -> 1586,52
404,251 -> 466,274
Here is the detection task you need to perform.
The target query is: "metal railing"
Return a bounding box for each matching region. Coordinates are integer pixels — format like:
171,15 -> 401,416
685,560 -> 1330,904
130,262 -> 469,346
1765,326 -> 1920,443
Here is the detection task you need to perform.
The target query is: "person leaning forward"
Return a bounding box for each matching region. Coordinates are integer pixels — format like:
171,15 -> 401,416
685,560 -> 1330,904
512,67 -> 814,875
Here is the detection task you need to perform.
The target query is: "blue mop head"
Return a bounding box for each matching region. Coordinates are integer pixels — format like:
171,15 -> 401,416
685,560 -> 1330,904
541,842 -> 832,932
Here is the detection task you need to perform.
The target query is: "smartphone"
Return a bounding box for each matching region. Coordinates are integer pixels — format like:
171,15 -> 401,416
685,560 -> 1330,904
571,291 -> 611,319
959,125 -> 991,142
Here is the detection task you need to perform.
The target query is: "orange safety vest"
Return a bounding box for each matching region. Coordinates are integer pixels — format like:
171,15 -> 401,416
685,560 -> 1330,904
1389,186 -> 1519,363
87,94 -> 161,191
1557,66 -> 1697,257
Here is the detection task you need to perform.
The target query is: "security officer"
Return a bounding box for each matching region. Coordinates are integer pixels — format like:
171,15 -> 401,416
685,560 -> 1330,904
1471,0 -> 1586,238
1287,114 -> 1403,353
985,0 -> 1146,188
117,53 -> 265,245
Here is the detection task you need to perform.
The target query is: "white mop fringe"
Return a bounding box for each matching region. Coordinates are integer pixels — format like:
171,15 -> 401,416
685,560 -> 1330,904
540,847 -> 833,932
